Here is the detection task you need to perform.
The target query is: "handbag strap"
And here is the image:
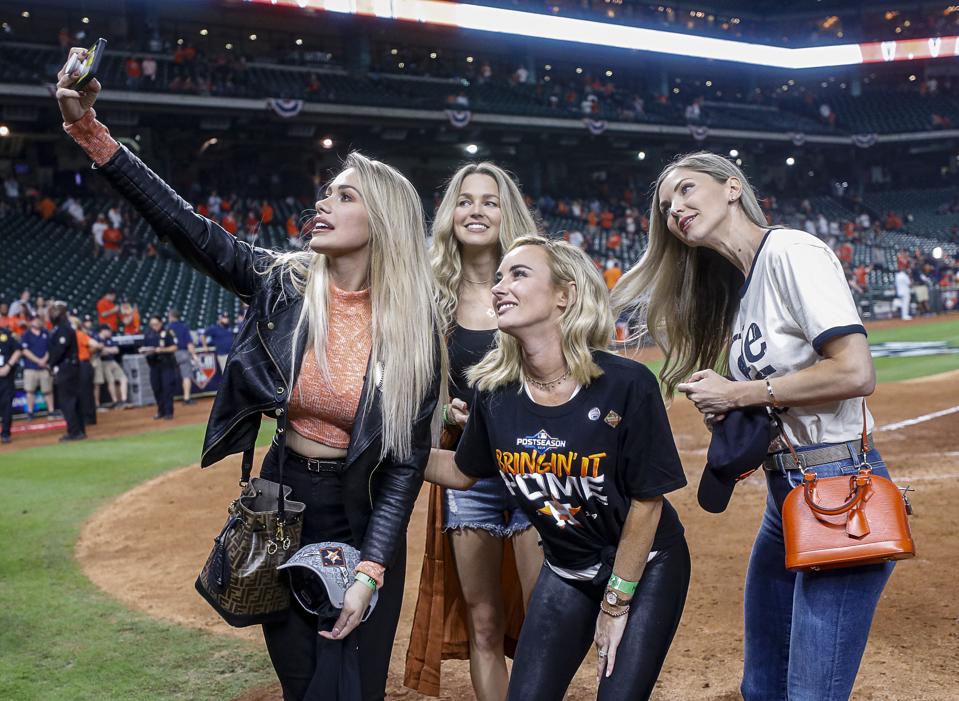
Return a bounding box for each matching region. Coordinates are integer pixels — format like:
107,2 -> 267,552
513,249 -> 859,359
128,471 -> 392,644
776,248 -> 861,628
275,403 -> 287,521
771,399 -> 871,471
237,403 -> 288,522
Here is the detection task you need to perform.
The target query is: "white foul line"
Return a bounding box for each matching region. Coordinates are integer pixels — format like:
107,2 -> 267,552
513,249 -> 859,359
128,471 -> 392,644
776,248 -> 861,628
876,405 -> 959,432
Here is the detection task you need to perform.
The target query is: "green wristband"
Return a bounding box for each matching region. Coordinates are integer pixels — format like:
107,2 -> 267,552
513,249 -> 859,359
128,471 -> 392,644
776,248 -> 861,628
354,571 -> 377,591
608,573 -> 638,595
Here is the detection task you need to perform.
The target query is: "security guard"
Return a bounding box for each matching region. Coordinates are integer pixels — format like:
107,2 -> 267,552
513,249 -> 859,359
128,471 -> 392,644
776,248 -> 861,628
140,314 -> 177,419
0,323 -> 22,444
47,301 -> 86,441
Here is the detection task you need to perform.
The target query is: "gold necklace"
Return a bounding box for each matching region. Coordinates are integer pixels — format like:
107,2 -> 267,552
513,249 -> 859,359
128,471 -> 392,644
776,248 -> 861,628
525,367 -> 571,392
462,276 -> 492,285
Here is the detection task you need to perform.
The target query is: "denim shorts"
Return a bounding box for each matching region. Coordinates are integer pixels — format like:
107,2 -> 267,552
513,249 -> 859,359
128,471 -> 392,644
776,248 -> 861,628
443,475 -> 532,538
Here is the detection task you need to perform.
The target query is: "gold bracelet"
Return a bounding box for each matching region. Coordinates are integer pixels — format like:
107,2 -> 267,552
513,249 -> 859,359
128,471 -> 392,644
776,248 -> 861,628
599,600 -> 630,617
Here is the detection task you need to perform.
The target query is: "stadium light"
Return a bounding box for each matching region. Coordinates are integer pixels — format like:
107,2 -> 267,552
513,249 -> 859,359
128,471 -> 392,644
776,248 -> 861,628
729,149 -> 739,157
21,10 -> 29,18
465,144 -> 479,155
786,157 -> 795,166
82,17 -> 90,24
249,34 -> 257,40
248,0 -> 959,69
296,38 -> 303,45
933,246 -> 943,259
0,125 -> 10,137
225,43 -> 233,50
735,158 -> 743,165
201,28 -> 209,36
321,137 -> 334,149
637,151 -> 646,160
466,56 -> 474,62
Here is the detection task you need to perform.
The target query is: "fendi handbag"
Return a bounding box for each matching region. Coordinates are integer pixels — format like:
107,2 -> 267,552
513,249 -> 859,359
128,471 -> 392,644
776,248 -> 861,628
779,404 -> 915,572
196,409 -> 306,627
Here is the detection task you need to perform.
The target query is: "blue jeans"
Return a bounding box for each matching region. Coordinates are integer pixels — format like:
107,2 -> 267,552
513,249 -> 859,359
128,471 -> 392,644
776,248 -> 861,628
742,446 -> 895,701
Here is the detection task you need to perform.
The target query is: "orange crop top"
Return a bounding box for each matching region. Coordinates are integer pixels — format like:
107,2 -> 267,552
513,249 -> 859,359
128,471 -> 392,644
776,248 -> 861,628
288,285 -> 372,448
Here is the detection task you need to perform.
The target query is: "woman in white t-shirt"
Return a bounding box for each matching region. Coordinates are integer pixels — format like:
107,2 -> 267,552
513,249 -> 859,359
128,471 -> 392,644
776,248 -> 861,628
612,151 -> 894,701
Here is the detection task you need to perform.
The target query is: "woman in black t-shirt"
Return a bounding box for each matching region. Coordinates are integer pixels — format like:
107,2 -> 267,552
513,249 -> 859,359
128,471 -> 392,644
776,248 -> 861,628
426,235 -> 690,701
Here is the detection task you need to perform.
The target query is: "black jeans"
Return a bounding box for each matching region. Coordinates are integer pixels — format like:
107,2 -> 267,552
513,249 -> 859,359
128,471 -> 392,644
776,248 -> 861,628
259,443 -> 406,701
507,538 -> 691,701
148,363 -> 176,417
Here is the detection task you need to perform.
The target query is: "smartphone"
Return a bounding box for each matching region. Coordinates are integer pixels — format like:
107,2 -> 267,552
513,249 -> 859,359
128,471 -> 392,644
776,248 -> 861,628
66,37 -> 107,90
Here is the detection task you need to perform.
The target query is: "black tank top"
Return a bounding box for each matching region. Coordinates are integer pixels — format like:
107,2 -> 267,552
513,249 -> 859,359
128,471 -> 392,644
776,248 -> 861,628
447,324 -> 496,404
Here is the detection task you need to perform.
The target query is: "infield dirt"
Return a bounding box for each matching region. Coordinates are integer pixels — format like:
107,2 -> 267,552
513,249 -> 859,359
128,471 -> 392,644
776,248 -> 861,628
73,364 -> 959,701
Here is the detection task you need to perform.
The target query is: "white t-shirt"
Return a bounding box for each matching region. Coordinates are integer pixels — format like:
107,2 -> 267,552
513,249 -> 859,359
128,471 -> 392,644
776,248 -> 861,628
730,228 -> 873,446
92,221 -> 107,246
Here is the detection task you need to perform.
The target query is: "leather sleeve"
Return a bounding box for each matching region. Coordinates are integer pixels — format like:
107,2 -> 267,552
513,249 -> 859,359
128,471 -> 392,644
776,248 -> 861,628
360,342 -> 441,568
96,145 -> 269,302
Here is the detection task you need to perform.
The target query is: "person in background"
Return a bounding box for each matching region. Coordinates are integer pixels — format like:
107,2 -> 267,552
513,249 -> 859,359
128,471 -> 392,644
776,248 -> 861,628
603,257 -> 622,290
96,288 -> 120,331
91,213 -> 108,257
201,311 -> 236,372
140,314 -> 177,420
0,322 -> 21,444
9,289 -> 33,318
895,268 -> 913,320
20,316 -> 54,418
75,313 -> 101,423
167,308 -> 197,404
47,301 -> 85,441
96,324 -> 128,408
119,299 -> 141,334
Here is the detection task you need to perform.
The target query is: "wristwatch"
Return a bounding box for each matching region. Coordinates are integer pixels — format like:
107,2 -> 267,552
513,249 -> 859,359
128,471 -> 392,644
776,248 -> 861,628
604,588 -> 631,607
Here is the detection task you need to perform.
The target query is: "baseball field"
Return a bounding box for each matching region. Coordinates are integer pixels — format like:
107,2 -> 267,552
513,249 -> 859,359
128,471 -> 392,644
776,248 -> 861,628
1,315 -> 957,701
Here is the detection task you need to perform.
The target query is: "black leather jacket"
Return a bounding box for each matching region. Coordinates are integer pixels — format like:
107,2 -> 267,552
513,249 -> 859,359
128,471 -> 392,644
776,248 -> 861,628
96,145 -> 439,569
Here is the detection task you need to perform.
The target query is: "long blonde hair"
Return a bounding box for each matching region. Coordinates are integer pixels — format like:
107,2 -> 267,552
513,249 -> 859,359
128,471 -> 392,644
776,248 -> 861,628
430,162 -> 538,334
261,152 -> 438,461
610,151 -> 769,397
468,235 -> 613,392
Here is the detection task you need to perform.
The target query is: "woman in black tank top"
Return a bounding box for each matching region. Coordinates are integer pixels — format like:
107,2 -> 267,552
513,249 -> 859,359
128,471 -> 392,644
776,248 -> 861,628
405,163 -> 543,700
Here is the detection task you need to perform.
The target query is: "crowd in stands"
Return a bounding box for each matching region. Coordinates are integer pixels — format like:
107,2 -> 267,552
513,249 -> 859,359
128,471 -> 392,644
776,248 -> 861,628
12,19 -> 957,136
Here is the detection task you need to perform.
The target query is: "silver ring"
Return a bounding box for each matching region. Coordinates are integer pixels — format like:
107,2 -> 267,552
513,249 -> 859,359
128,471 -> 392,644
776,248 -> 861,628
597,649 -> 608,658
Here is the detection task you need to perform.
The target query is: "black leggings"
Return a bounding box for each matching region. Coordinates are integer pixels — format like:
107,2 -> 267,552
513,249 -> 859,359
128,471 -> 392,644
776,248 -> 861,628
507,538 -> 690,701
259,444 -> 407,701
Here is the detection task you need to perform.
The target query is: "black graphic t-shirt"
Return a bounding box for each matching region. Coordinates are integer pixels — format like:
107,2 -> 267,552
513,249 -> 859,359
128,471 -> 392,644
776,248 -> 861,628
456,351 -> 687,571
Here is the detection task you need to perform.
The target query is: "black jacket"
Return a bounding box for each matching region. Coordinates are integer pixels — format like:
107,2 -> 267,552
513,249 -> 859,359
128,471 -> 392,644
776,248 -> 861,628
96,145 -> 440,569
48,320 -> 79,379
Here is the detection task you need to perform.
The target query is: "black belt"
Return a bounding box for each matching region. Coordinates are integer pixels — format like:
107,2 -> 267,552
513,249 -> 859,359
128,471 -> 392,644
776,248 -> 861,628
284,448 -> 347,474
764,434 -> 874,472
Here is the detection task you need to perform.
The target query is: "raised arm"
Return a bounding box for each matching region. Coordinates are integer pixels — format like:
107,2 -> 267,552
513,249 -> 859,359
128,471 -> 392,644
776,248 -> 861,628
55,48 -> 266,301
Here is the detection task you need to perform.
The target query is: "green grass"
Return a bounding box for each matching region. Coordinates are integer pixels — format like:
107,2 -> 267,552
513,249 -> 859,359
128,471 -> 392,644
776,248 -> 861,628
0,424 -> 275,701
869,317 -> 959,383
867,317 -> 959,346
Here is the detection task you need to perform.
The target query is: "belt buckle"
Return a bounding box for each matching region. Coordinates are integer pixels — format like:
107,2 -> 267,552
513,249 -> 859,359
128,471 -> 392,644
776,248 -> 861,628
304,457 -> 323,473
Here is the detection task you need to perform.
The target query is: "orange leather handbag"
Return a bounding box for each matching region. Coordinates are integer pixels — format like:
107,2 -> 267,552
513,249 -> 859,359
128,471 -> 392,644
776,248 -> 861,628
779,407 -> 915,572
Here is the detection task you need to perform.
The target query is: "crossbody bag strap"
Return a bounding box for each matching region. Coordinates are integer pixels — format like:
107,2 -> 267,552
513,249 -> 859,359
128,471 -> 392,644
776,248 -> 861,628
771,411 -> 801,468
275,403 -> 287,521
860,399 -> 870,454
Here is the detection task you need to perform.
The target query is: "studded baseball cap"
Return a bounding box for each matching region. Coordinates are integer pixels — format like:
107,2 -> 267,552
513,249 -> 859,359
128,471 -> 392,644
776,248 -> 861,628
278,542 -> 378,621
